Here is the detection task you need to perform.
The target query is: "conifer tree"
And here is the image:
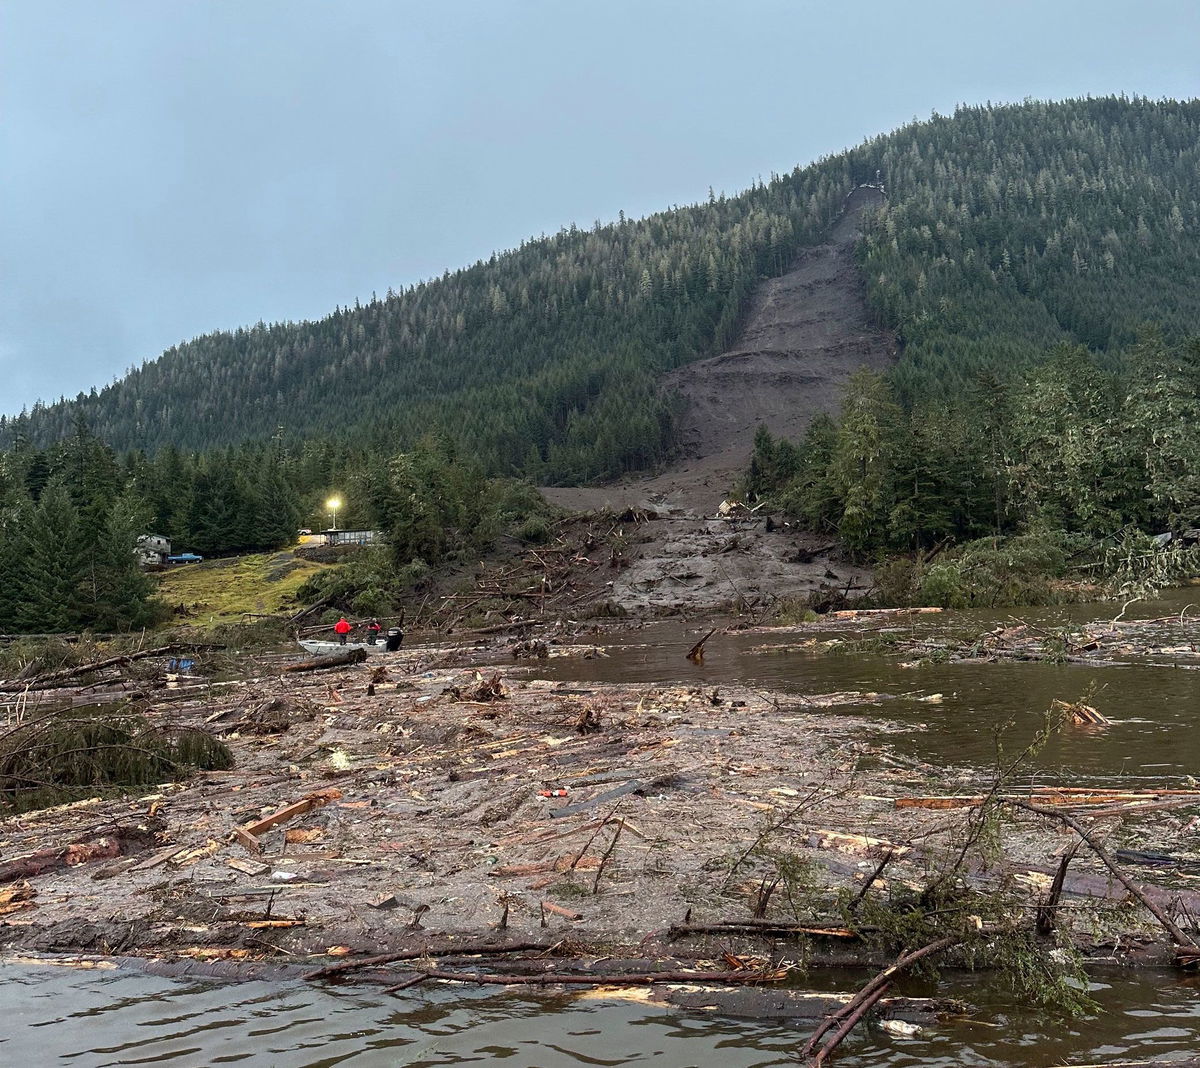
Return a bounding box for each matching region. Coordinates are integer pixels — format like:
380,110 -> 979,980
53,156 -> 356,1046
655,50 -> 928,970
17,480 -> 82,632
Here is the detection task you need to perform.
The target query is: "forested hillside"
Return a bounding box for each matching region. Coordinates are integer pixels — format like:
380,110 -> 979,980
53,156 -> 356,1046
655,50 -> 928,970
6,96 -> 1200,628
7,97 -> 1200,484
3,178 -> 851,482
0,421 -> 548,633
857,97 -> 1200,401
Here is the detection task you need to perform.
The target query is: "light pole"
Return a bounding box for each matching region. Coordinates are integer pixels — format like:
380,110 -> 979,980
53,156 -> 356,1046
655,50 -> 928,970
326,496 -> 342,532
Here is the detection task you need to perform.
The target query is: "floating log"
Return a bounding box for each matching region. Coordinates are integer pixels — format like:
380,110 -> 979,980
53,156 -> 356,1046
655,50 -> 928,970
892,787 -> 1200,811
392,966 -> 788,988
1052,698 -> 1111,726
801,935 -> 962,1065
686,628 -> 716,663
827,607 -> 943,620
304,939 -> 556,981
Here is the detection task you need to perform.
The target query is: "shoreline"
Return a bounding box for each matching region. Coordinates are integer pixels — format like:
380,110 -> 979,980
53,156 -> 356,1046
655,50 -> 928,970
2,625 -> 1196,998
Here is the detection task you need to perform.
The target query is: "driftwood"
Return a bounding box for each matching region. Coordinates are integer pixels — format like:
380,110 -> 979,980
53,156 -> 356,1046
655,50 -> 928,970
232,788 -> 343,855
0,822 -> 160,885
848,848 -> 896,914
801,935 -> 962,1065
282,649 -> 367,673
591,818 -> 625,893
0,644 -> 221,693
386,966 -> 788,988
1007,799 -> 1200,964
1052,698 -> 1111,726
686,628 -> 717,664
303,939 -> 556,981
0,880 -> 38,916
667,921 -> 859,940
1037,842 -> 1080,936
893,786 -> 1200,810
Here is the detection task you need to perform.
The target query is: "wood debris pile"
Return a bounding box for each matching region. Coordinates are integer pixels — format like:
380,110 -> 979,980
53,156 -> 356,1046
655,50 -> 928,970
2,627 -> 1200,1055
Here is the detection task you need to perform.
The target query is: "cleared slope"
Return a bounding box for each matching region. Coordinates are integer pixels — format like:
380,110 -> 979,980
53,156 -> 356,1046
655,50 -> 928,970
662,185 -> 894,502
542,188 -> 893,613
546,185 -> 896,517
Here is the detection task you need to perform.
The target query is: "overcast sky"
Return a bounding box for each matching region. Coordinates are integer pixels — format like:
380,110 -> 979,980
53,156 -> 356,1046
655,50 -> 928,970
3,0 -> 1198,414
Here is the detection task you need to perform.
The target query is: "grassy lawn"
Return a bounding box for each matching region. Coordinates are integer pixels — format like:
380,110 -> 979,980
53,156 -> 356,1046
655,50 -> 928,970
156,549 -> 332,625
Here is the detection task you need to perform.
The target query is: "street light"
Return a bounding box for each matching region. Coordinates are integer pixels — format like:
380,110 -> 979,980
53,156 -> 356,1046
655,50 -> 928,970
326,496 -> 343,531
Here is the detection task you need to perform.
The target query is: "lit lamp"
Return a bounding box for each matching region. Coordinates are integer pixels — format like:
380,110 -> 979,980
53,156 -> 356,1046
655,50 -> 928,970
326,496 -> 343,531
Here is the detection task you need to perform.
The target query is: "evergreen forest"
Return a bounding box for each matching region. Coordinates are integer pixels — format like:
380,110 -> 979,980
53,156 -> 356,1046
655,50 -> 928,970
5,95 -> 1200,629
0,421 -> 547,634
8,96 -> 1196,485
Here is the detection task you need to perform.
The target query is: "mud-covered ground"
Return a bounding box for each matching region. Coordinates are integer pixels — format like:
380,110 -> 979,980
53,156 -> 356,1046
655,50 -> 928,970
539,187 -> 896,617
4,622 -> 1197,977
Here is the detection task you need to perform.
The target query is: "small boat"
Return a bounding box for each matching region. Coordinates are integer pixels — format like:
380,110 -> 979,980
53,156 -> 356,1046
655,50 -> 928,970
298,639 -> 389,656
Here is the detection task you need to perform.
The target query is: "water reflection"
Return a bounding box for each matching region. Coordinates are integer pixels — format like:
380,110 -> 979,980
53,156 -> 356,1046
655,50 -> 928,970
5,964 -> 1200,1066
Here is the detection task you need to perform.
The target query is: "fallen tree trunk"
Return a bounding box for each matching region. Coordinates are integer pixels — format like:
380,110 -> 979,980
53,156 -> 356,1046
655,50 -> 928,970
286,594 -> 337,626
800,935 -> 962,1064
282,649 -> 367,673
392,966 -> 788,988
0,644 -> 222,693
0,822 -> 160,884
304,939 -> 556,981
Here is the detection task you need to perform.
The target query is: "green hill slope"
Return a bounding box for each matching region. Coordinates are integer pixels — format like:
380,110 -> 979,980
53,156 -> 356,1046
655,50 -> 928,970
7,96 -> 1200,484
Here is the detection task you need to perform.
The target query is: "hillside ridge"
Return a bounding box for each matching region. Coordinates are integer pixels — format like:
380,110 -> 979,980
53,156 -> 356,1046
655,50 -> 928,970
538,187 -> 893,614
545,184 -> 896,518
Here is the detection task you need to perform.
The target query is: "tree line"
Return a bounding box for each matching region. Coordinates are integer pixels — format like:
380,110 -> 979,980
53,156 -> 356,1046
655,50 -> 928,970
746,331 -> 1200,558
0,419 -> 548,633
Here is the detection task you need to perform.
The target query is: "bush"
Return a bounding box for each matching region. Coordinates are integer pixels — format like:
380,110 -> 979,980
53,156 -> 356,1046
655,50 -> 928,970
518,516 -> 551,544
916,534 -> 1070,609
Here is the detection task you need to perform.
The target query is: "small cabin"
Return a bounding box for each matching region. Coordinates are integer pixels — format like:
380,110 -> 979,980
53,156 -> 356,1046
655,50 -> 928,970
317,529 -> 379,547
135,534 -> 171,567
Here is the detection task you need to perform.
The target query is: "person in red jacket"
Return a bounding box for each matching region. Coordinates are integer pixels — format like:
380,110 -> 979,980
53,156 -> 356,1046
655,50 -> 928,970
334,617 -> 352,645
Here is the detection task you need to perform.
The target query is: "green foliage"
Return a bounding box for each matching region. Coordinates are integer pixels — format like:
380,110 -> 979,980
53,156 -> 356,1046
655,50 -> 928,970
753,331 -> 1200,601
0,706 -> 233,814
1102,531 -> 1200,600
917,534 -> 1071,609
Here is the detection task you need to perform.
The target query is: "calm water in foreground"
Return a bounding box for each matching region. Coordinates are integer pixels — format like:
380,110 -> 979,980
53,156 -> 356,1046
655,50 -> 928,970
6,961 -> 1200,1066
5,590 -> 1200,1065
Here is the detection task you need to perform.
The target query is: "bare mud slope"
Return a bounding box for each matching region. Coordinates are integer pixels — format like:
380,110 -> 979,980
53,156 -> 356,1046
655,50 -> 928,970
542,186 -> 894,614
664,184 -> 895,495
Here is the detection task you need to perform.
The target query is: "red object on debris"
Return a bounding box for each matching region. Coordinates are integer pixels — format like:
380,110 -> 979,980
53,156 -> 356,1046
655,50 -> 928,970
538,789 -> 569,798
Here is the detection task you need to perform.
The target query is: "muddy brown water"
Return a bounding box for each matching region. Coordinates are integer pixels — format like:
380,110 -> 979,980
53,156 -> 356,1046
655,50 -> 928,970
529,589 -> 1200,783
7,590 -> 1200,1065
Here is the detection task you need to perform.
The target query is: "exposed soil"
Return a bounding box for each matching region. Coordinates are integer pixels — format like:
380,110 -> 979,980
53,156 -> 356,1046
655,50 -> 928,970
542,186 -> 896,615
423,511 -> 871,625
